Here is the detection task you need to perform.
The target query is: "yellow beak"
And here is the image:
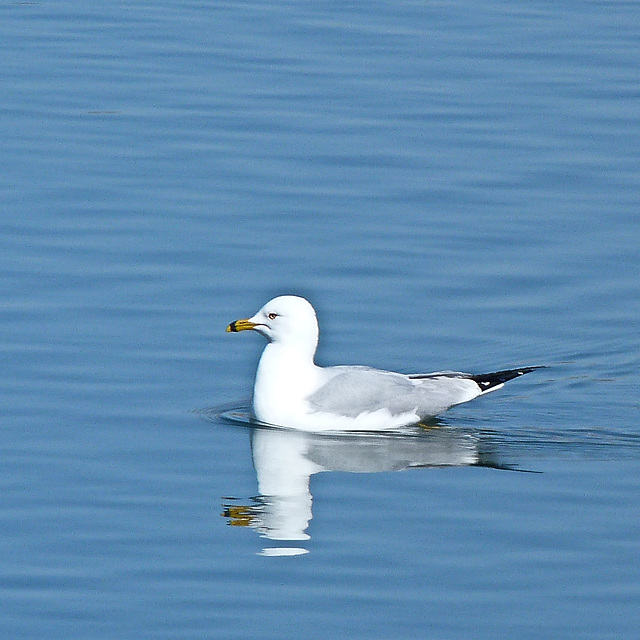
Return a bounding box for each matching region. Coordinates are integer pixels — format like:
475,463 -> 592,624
226,318 -> 259,333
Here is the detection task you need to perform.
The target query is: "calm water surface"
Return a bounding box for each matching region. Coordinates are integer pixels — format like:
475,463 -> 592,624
1,1 -> 639,638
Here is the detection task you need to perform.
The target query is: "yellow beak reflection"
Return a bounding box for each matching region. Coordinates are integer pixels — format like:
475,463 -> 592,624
226,318 -> 259,333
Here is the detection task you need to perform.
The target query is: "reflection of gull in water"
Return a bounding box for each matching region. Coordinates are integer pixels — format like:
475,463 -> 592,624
223,423 -> 489,554
226,295 -> 541,432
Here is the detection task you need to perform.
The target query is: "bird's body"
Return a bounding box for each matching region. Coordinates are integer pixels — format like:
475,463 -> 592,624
227,295 -> 540,431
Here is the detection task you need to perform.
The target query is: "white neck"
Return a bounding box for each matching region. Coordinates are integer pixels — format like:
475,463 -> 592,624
252,341 -> 320,426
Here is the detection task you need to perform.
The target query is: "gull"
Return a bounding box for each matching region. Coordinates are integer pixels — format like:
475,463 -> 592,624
227,295 -> 540,431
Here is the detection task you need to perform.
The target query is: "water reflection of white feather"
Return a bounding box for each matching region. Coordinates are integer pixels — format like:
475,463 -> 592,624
223,425 -> 481,552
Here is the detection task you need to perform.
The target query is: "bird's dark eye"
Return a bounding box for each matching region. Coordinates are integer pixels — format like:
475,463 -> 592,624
268,312 -> 278,320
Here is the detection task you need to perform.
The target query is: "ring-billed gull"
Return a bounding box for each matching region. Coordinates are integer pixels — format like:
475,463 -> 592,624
227,295 -> 540,431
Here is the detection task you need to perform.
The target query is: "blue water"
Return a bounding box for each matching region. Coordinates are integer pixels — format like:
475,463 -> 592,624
2,1 -> 639,638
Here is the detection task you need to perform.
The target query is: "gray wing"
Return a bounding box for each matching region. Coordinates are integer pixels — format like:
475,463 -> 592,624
307,366 -> 480,419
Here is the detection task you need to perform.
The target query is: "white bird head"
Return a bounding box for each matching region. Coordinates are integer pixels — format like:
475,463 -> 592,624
227,295 -> 320,353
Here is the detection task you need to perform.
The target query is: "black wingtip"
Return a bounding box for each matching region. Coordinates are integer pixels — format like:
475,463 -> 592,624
470,366 -> 544,392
